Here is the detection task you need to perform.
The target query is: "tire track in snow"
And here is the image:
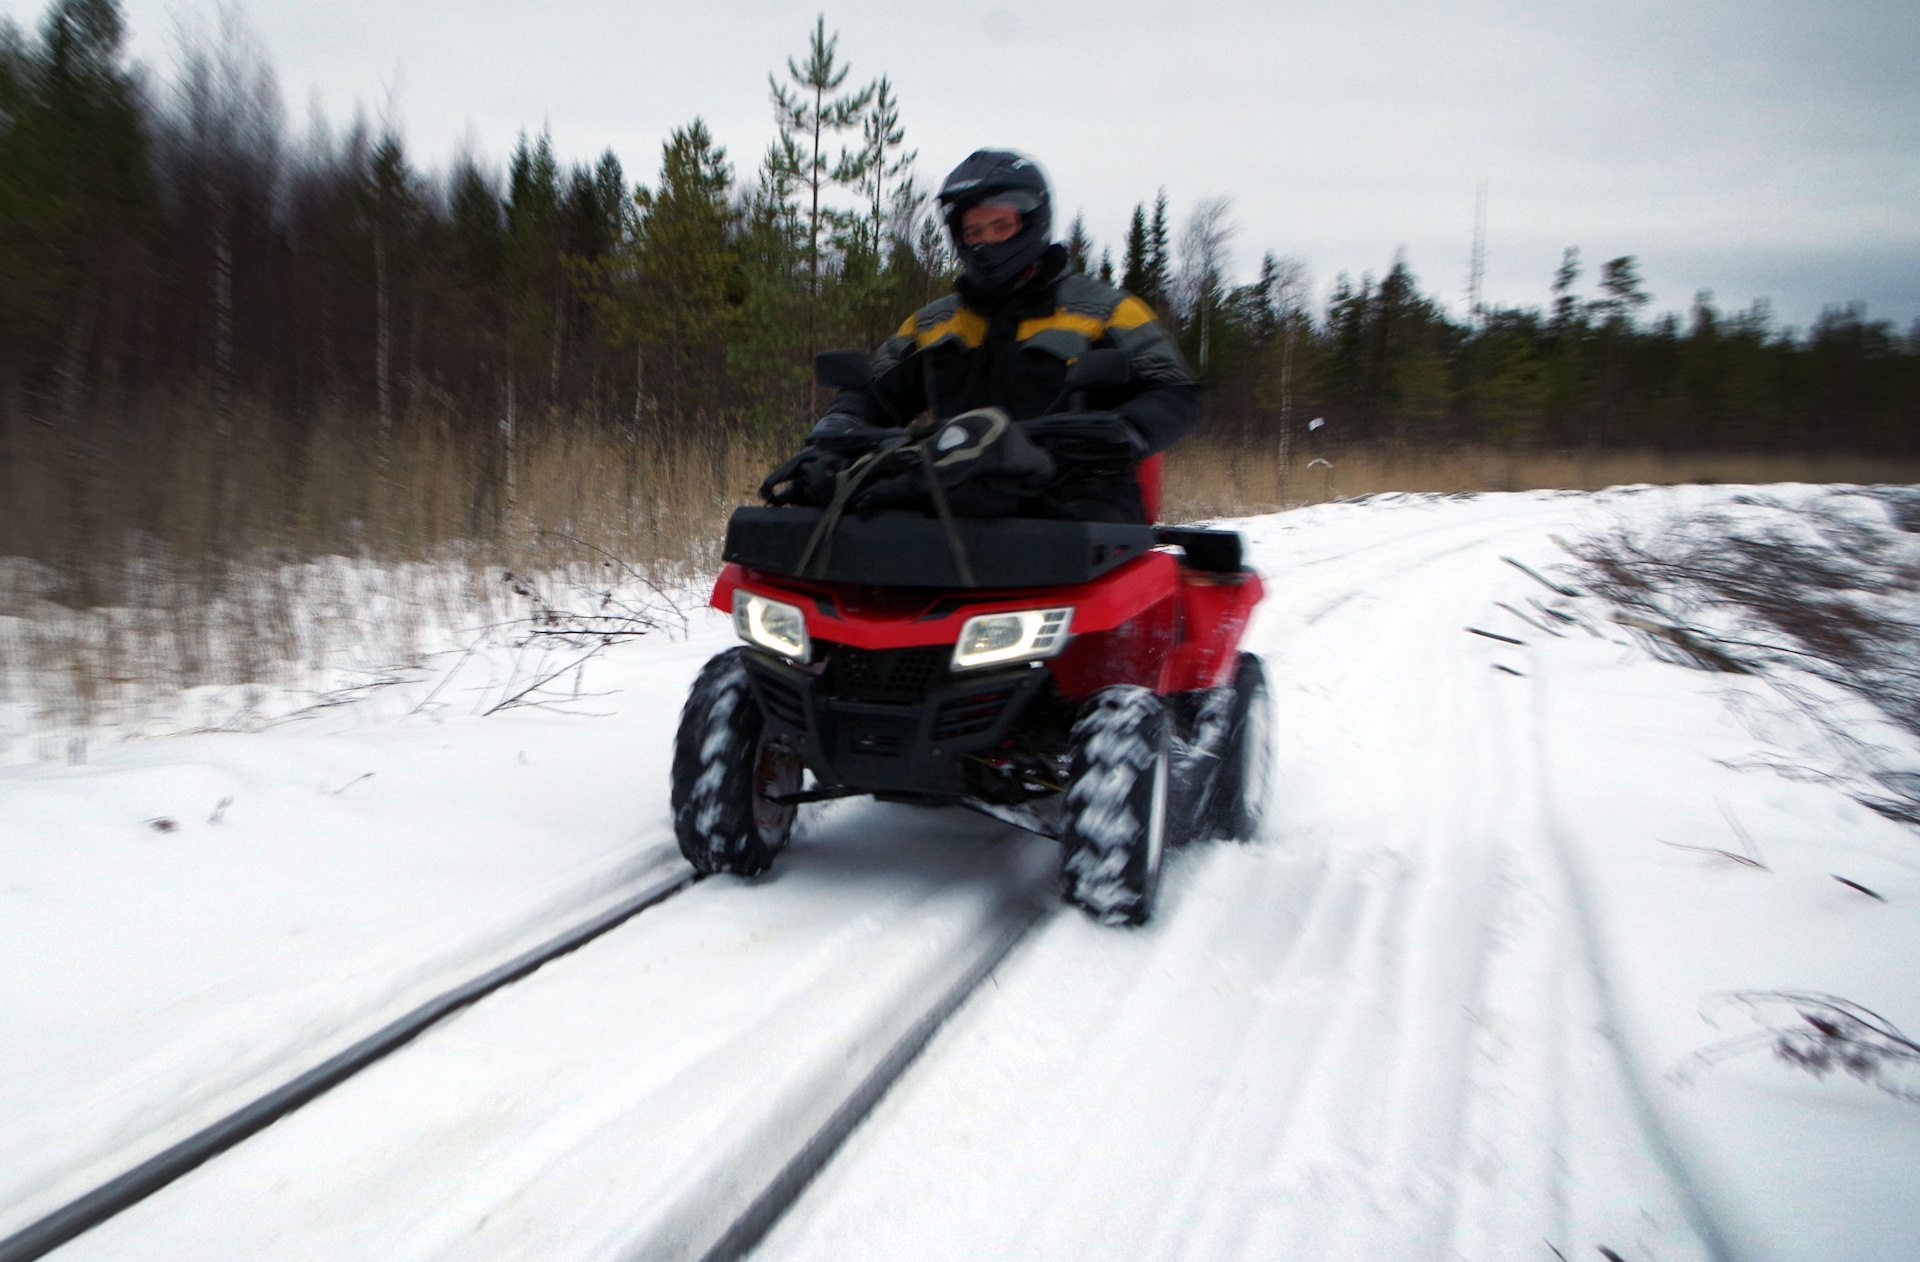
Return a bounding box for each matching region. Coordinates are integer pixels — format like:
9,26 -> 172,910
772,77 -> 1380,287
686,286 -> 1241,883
1517,665 -> 1737,1260
1207,533 -> 1533,1259
46,804 -> 1060,1262
0,867 -> 704,1262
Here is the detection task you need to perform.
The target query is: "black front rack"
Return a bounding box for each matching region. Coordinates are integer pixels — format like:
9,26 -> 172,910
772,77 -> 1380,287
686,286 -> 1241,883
724,506 -> 1160,588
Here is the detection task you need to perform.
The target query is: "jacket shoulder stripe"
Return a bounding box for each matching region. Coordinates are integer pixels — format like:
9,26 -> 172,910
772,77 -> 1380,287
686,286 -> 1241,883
1108,295 -> 1158,331
916,304 -> 987,349
1016,310 -> 1108,343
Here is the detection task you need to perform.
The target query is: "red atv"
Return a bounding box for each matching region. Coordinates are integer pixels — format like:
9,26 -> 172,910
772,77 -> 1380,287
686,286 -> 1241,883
670,353 -> 1268,925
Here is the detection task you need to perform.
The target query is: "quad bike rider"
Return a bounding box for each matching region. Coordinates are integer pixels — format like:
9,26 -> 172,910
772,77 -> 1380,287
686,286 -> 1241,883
670,150 -> 1269,925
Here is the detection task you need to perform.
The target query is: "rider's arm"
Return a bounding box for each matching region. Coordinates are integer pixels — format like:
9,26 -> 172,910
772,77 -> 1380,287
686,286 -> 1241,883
825,316 -> 926,428
1104,297 -> 1199,456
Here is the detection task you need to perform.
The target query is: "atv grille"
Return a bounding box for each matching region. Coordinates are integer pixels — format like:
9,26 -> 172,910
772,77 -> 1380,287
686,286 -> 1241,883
754,674 -> 807,728
931,685 -> 1018,741
822,644 -> 951,703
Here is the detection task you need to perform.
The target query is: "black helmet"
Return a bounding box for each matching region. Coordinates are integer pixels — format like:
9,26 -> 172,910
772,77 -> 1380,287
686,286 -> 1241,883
937,149 -> 1053,292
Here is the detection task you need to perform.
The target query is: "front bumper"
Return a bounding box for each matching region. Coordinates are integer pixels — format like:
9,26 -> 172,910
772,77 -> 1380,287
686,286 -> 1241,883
742,642 -> 1048,796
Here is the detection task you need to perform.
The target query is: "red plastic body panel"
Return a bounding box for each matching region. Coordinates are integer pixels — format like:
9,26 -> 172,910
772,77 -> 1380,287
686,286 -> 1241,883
1162,569 -> 1265,692
1138,453 -> 1163,524
1047,595 -> 1178,696
713,550 -> 1183,651
713,548 -> 1264,699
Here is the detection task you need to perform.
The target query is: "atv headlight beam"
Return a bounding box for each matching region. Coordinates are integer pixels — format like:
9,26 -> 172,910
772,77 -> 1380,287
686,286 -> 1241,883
952,606 -> 1074,671
733,591 -> 810,662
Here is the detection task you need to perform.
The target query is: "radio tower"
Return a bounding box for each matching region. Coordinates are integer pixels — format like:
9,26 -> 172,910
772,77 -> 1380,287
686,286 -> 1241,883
1467,179 -> 1488,329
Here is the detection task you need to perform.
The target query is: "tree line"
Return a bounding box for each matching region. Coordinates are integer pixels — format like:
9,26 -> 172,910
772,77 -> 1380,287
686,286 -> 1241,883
1185,248 -> 1918,456
0,5 -> 952,443
3,0 -> 1915,570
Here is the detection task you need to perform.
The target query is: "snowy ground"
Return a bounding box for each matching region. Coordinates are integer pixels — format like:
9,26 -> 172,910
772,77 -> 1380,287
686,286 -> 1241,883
4,487 -> 1917,1261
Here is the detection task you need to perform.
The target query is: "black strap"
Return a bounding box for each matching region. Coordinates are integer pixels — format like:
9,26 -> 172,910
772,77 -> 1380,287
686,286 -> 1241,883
794,435 -> 906,578
914,443 -> 976,587
791,425 -> 977,587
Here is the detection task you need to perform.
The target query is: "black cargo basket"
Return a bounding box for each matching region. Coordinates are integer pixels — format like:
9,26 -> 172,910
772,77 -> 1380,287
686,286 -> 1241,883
723,506 -> 1158,589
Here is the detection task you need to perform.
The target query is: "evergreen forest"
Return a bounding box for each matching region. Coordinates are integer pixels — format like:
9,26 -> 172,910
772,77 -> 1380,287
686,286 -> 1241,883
3,0 -> 1917,582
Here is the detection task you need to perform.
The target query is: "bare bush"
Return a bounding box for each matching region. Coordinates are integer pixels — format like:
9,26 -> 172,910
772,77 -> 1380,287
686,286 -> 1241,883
1680,991 -> 1920,1105
1565,489 -> 1920,821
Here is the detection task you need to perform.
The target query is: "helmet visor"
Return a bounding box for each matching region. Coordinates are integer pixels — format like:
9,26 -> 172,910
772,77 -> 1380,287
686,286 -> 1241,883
975,191 -> 1041,214
939,187 -> 1042,213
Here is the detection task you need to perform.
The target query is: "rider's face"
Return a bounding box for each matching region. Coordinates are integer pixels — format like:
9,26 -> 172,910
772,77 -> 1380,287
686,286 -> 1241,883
961,203 -> 1022,246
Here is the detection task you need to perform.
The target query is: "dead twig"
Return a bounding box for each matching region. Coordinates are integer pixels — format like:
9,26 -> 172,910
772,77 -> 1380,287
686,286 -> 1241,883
481,644 -> 609,717
1502,554 -> 1580,596
532,528 -> 688,630
1496,601 -> 1562,636
1529,597 -> 1579,625
1717,799 -> 1765,867
1658,839 -> 1770,870
1679,991 -> 1920,1104
1611,612 -> 1751,674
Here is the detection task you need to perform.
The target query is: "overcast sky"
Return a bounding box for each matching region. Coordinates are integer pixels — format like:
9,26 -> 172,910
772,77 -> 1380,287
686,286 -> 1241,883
8,0 -> 1917,332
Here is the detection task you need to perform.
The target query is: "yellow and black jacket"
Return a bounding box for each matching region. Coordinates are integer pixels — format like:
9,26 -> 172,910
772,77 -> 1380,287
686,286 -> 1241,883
829,245 -> 1197,521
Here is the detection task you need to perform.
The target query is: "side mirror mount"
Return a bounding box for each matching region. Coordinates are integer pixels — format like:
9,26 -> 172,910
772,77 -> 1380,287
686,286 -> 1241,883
1064,347 -> 1130,391
814,350 -> 872,391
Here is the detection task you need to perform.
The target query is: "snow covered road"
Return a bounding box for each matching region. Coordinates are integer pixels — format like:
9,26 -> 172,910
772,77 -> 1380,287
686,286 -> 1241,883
6,489 -> 1918,1260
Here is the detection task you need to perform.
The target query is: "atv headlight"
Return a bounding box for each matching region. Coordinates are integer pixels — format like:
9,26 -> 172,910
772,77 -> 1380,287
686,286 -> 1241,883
733,591 -> 810,662
951,606 -> 1074,671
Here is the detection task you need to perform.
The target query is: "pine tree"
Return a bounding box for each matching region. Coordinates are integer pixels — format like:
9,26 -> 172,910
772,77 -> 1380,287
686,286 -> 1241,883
505,129 -> 563,409
1247,252 -> 1280,341
1593,255 -> 1649,327
447,158 -> 504,290
635,119 -> 737,419
733,128 -> 815,430
1121,204 -> 1149,295
849,75 -> 912,266
1589,255 -> 1650,446
1146,189 -> 1171,310
1549,246 -> 1581,331
363,132 -> 419,431
563,151 -> 626,262
767,16 -> 873,297
1119,191 -> 1171,313
507,131 -> 561,246
163,6 -> 284,428
0,0 -> 152,364
1066,213 -> 1091,274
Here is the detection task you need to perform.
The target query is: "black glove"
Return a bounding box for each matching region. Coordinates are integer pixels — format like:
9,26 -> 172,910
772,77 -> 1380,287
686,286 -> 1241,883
806,412 -> 892,454
853,408 -> 1056,518
759,414 -> 897,507
1019,411 -> 1147,463
758,447 -> 842,507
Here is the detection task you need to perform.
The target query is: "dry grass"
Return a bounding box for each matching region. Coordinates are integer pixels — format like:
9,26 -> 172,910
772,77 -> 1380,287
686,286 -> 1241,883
0,398 -> 784,761
8,400 -> 1920,762
1160,440 -> 1920,522
0,396 -> 784,584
